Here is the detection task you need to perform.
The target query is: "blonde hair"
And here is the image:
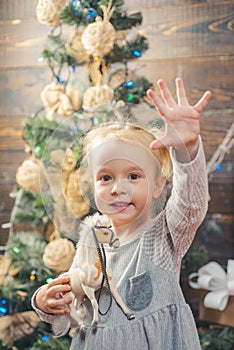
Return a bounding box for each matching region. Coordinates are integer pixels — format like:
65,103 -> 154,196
83,122 -> 172,179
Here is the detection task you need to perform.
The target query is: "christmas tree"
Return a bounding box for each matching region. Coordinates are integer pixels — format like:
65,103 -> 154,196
0,0 -> 153,348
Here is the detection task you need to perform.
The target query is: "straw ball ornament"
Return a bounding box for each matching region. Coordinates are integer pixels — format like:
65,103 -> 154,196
43,231 -> 75,273
0,255 -> 21,286
0,311 -> 40,348
63,168 -> 90,218
81,5 -> 116,57
82,84 -> 114,110
66,28 -> 89,64
16,157 -> 46,194
41,83 -> 81,120
36,0 -> 65,26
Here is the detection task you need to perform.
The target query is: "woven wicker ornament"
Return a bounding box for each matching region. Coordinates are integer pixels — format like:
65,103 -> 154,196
43,233 -> 75,273
63,168 -> 90,218
41,83 -> 81,120
16,157 -> 46,193
82,84 -> 114,110
0,311 -> 40,348
66,28 -> 89,64
81,5 -> 116,57
36,0 -> 65,26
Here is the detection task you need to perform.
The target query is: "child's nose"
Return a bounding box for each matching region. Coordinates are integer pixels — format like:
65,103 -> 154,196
111,179 -> 129,195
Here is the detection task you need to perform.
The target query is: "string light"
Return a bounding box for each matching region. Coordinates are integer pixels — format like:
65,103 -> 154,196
72,0 -> 81,14
125,80 -> 135,88
42,335 -> 49,342
34,145 -> 41,154
13,246 -> 20,254
215,164 -> 222,171
0,299 -> 8,315
86,9 -> 96,22
46,277 -> 53,284
57,76 -> 64,83
127,95 -> 135,101
133,50 -> 141,57
29,270 -> 37,281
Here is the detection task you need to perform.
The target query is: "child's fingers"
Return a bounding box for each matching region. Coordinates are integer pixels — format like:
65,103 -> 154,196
157,79 -> 177,108
194,90 -> 212,113
147,89 -> 168,117
150,138 -> 168,150
176,77 -> 189,106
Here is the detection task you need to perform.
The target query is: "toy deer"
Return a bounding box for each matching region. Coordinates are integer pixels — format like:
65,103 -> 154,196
62,214 -> 135,336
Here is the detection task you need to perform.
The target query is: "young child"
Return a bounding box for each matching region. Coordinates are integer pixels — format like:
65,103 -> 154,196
32,78 -> 212,349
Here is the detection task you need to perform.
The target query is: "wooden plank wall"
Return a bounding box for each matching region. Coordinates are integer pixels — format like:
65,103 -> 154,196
0,0 -> 234,264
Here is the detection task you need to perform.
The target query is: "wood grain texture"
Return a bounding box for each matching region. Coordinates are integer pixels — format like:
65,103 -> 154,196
0,2 -> 233,68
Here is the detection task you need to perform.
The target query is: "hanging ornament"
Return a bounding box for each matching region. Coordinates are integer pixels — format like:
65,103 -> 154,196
43,230 -> 76,273
81,2 -> 116,58
63,168 -> 90,218
66,27 -> 89,64
36,0 -> 65,26
0,311 -> 40,348
82,84 -> 114,110
16,156 -> 46,194
40,83 -> 81,120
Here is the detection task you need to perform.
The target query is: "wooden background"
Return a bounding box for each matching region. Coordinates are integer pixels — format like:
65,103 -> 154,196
0,0 -> 233,266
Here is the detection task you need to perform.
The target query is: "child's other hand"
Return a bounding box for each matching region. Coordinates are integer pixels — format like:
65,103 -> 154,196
35,275 -> 72,315
147,77 -> 212,160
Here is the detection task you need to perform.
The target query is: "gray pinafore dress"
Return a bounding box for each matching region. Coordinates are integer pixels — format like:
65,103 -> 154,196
68,218 -> 201,350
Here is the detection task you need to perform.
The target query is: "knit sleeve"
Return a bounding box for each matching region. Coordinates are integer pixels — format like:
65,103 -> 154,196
165,136 -> 209,261
31,254 -> 81,337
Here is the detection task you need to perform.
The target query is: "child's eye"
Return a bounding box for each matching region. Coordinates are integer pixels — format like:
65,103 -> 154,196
129,173 -> 140,180
100,175 -> 112,182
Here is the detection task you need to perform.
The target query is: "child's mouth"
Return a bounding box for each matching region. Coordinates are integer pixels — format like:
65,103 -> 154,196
110,202 -> 132,211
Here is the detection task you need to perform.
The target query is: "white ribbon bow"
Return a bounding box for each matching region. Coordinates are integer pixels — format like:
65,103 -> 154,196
188,260 -> 234,311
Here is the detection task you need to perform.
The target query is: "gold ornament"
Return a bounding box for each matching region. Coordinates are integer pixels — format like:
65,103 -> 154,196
63,168 -> 90,218
66,28 -> 89,64
36,0 -> 65,26
40,83 -> 81,120
82,84 -> 114,110
16,157 -> 46,194
81,4 -> 116,57
43,231 -> 75,273
0,311 -> 40,348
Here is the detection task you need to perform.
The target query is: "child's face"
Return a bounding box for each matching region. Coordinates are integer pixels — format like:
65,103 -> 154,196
89,139 -> 163,229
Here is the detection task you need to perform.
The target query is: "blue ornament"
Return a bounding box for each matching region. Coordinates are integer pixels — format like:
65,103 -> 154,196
71,65 -> 76,72
73,124 -> 79,131
133,50 -> 141,57
125,80 -> 135,88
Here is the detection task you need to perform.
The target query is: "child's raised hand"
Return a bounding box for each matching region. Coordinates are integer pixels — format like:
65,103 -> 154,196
147,77 -> 212,160
35,275 -> 72,315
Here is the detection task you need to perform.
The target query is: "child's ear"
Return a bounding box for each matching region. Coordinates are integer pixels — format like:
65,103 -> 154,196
153,176 -> 166,199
